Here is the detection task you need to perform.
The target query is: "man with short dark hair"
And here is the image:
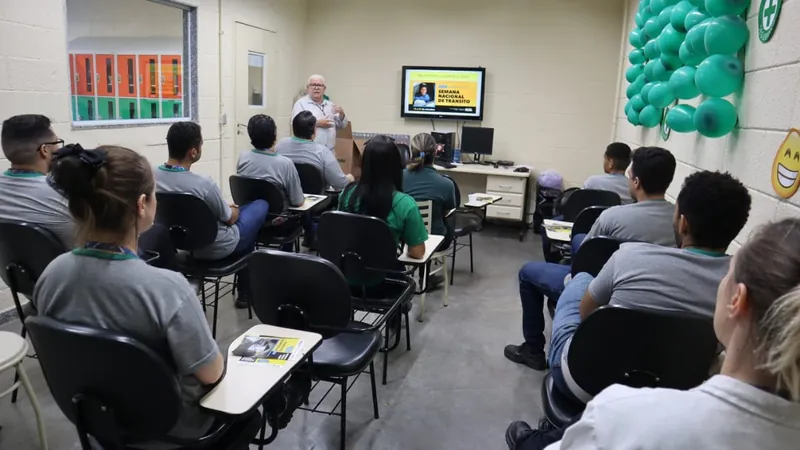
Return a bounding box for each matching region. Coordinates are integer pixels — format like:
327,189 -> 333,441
0,114 -> 72,246
583,142 -> 632,204
505,147 -> 678,371
276,111 -> 353,191
156,121 -> 269,308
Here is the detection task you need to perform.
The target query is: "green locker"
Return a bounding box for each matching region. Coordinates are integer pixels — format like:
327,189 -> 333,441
76,96 -> 96,121
140,99 -> 160,119
119,99 -> 138,120
71,96 -> 78,122
161,100 -> 183,118
97,97 -> 117,120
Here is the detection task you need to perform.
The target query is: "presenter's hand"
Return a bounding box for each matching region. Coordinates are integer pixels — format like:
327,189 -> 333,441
317,118 -> 334,129
334,105 -> 345,118
346,173 -> 355,183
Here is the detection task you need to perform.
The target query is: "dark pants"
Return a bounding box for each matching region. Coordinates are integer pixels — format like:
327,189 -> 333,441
231,200 -> 270,298
138,223 -> 176,270
516,418 -> 579,450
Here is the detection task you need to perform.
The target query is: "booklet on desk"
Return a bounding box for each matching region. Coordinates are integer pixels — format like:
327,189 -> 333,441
232,335 -> 305,366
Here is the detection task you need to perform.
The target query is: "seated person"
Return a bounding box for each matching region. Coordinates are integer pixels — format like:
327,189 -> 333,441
510,218 -> 800,450
155,121 -> 269,308
582,142 -> 633,204
33,145 -> 233,447
548,170 -> 751,403
276,110 -> 354,191
339,135 -> 428,290
506,147 -> 677,370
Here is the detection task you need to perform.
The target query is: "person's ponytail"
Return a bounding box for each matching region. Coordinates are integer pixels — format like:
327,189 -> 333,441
408,133 -> 437,172
757,286 -> 800,401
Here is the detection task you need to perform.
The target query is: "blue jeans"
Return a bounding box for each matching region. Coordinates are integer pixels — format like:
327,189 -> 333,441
548,272 -> 594,401
518,261 -> 571,353
571,233 -> 587,253
232,199 -> 270,298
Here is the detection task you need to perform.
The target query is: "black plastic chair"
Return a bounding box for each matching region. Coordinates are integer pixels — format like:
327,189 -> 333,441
571,206 -> 609,237
295,163 -> 326,195
542,305 -> 719,427
441,174 -> 480,285
317,211 -> 416,385
248,250 -> 384,450
561,189 -> 621,223
155,193 -> 249,337
229,175 -> 303,250
570,236 -> 621,278
26,315 -> 261,450
0,219 -> 66,403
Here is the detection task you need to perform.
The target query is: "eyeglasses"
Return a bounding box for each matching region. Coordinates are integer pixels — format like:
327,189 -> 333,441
308,83 -> 326,88
41,139 -> 65,150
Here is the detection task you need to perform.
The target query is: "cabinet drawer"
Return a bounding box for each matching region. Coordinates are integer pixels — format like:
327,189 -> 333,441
488,192 -> 524,207
486,175 -> 526,194
486,205 -> 523,221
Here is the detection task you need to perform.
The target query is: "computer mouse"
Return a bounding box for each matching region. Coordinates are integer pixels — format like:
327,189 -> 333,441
514,167 -> 530,173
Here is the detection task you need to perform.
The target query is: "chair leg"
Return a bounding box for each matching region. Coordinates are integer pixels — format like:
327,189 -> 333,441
469,232 -> 474,273
200,279 -> 207,312
232,273 -> 238,298
17,363 -> 47,450
418,262 -> 428,323
11,319 -> 25,403
340,378 -> 347,450
212,279 -> 220,338
442,255 -> 449,306
404,310 -> 411,351
257,405 -> 269,450
369,361 -> 379,419
450,237 -> 458,286
382,326 -> 389,386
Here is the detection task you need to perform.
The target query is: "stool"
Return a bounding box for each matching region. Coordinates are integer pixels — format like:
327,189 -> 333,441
0,331 -> 47,450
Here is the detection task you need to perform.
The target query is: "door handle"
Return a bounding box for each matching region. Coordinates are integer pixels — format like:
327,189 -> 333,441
237,123 -> 248,135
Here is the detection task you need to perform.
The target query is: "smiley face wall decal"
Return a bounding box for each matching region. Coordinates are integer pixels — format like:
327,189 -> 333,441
771,129 -> 800,199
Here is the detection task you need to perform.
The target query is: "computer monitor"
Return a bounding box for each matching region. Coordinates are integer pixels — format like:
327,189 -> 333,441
461,127 -> 494,161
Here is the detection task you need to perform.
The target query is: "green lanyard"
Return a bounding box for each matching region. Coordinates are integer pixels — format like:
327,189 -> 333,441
685,248 -> 727,257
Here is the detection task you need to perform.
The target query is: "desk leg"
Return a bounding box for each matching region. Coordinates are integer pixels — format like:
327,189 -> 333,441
519,181 -> 530,241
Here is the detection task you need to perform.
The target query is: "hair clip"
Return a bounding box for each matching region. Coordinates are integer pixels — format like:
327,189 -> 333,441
420,152 -> 426,158
54,144 -> 108,173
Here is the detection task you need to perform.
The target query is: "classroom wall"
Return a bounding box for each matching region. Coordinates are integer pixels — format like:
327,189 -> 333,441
301,0 -> 626,187
614,0 -> 800,251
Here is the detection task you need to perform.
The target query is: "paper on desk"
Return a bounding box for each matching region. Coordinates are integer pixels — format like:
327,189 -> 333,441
543,219 -> 573,242
232,335 -> 305,366
304,194 -> 325,202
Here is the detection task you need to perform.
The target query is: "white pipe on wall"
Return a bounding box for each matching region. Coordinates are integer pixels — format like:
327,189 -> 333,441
611,0 -> 631,143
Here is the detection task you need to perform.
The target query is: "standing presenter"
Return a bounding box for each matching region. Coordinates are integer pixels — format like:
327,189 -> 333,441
291,74 -> 347,151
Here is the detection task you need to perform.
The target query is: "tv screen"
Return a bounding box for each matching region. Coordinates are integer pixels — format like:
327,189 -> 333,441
401,66 -> 486,121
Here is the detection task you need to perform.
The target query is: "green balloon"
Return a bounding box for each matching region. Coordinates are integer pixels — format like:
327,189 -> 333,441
684,8 -> 709,30
679,40 -> 706,65
644,39 -> 661,59
671,1 -> 694,31
629,28 -> 646,48
644,59 -> 660,81
694,98 -> 737,137
631,94 -> 647,112
659,24 -> 686,54
669,66 -> 701,99
644,16 -> 665,37
695,54 -> 743,97
705,15 -> 749,55
651,0 -> 666,14
664,0 -> 681,5
641,82 -> 656,103
626,75 -> 646,99
704,0 -> 748,17
661,51 -> 684,70
640,105 -> 663,127
688,0 -> 705,7
629,49 -> 647,64
666,104 -> 697,132
626,64 -> 645,82
648,82 -> 676,108
658,5 -> 674,29
686,20 -> 711,55
653,59 -> 675,81
640,0 -> 651,11
635,11 -> 646,28
627,108 -> 641,126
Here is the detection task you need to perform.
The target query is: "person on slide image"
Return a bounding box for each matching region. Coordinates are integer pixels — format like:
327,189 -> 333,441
291,74 -> 346,152
414,83 -> 432,103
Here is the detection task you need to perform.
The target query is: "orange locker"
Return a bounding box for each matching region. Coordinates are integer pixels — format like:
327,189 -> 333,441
68,54 -> 76,96
96,54 -> 116,97
138,55 -> 159,99
160,55 -> 182,99
117,55 -> 137,98
74,54 -> 94,96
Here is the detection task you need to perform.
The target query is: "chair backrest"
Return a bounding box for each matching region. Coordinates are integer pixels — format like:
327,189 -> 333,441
570,236 -> 621,277
566,305 -> 719,398
561,189 -> 621,222
317,211 -> 400,277
248,250 -> 352,337
25,315 -> 182,444
0,220 -> 67,297
441,174 -> 461,207
553,187 -> 580,217
572,206 -> 609,236
154,193 -> 218,251
295,163 -> 325,195
416,200 -> 433,234
229,174 -> 285,214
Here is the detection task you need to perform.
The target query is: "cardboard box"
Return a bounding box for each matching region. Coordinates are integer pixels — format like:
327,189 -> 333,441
335,123 -> 366,179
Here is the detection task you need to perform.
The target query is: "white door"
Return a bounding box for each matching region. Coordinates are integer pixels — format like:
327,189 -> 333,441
234,22 -> 278,160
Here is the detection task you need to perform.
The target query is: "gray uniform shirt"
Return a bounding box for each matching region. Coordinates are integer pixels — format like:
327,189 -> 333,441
588,243 -> 730,319
33,253 -> 219,442
154,166 -> 239,260
275,137 -> 349,190
237,150 -> 305,208
585,199 -> 676,247
291,95 -> 347,149
583,174 -> 633,204
0,171 -> 74,247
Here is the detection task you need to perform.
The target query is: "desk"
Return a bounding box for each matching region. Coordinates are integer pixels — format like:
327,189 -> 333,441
398,235 -> 446,322
398,234 -> 445,264
200,324 -> 322,416
434,164 -> 533,241
464,193 -> 503,208
543,219 -> 573,243
289,194 -> 329,212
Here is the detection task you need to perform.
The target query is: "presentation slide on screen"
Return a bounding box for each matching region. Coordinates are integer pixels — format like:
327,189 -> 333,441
403,69 -> 483,118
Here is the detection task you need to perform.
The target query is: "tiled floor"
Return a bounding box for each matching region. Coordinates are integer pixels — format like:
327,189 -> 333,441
0,227 -> 550,450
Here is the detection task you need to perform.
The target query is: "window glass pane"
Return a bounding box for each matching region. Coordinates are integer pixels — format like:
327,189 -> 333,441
248,52 -> 265,107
